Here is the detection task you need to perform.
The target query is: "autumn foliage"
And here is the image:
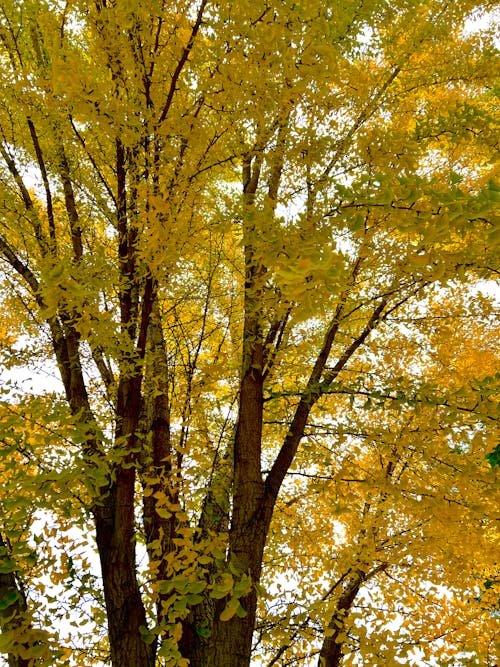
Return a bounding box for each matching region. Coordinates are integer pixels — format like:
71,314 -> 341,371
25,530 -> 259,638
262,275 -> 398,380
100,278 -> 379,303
0,0 -> 499,666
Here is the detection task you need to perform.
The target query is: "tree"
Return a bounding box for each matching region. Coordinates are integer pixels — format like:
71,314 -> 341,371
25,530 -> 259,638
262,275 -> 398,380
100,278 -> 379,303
0,0 -> 498,665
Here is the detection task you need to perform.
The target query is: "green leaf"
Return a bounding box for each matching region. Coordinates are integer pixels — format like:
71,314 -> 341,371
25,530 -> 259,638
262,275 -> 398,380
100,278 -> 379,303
486,444 -> 500,468
0,559 -> 17,575
210,573 -> 234,599
0,590 -> 20,610
233,573 -> 252,598
195,623 -> 211,638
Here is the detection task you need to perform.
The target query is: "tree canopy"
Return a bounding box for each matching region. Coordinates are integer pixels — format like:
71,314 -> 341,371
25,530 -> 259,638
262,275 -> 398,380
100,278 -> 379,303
0,0 -> 499,666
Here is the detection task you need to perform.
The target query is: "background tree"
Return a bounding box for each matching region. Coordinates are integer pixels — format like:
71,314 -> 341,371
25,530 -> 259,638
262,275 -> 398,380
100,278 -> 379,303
0,0 -> 498,666
256,292 -> 500,666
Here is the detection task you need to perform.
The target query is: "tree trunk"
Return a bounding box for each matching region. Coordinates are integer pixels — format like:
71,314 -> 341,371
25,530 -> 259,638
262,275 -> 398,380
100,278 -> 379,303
188,310 -> 269,666
201,363 -> 276,667
49,319 -> 153,667
94,470 -> 154,667
0,535 -> 32,667
184,505 -> 273,667
179,443 -> 232,665
205,512 -> 271,667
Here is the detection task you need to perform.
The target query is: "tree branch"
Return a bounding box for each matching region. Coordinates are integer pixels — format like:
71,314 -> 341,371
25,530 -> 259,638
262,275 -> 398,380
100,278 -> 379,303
158,0 -> 209,125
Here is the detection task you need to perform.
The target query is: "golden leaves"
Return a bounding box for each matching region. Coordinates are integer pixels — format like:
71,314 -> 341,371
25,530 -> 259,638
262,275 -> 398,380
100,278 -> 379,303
0,0 -> 498,664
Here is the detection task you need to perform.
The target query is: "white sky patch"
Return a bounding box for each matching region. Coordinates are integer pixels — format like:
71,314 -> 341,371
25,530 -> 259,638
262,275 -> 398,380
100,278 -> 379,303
462,6 -> 500,38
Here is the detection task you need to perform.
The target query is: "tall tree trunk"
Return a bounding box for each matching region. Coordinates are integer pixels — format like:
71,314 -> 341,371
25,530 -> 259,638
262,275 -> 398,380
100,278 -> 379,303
206,525 -> 269,667
94,474 -> 154,667
195,150 -> 286,667
179,441 -> 232,665
203,329 -> 269,666
51,321 -> 154,667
